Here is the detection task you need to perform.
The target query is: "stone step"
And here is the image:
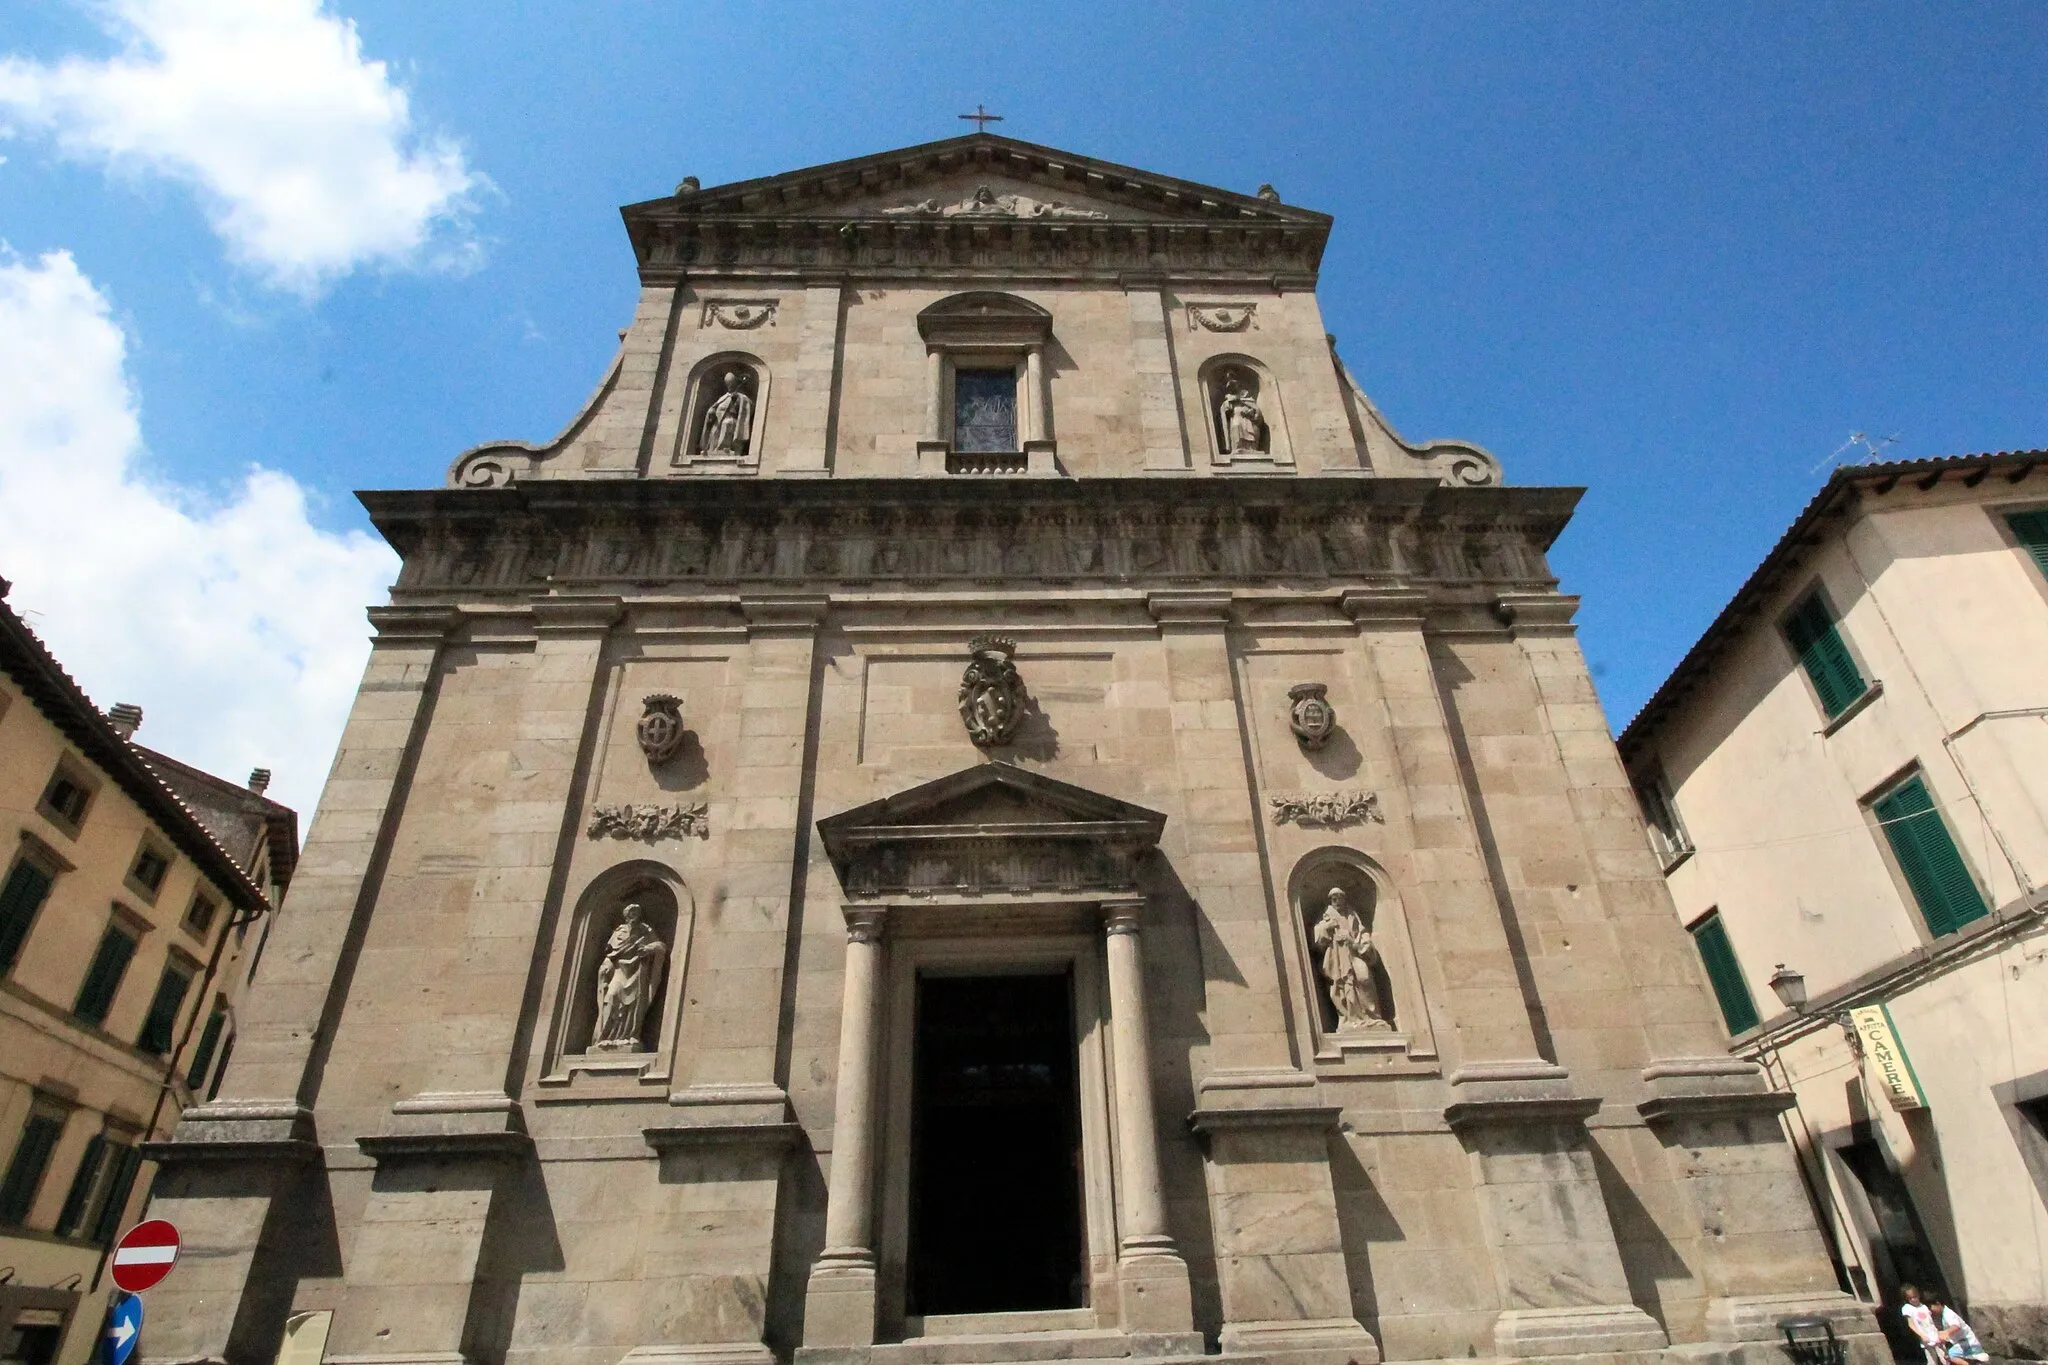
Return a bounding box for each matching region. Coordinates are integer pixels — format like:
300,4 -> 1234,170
862,1328 -> 1210,1365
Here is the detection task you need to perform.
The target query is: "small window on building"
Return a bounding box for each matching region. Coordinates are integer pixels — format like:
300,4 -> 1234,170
53,1132 -> 108,1238
36,763 -> 93,834
136,960 -> 194,1056
186,1001 -> 229,1089
1687,909 -> 1761,1035
2006,509 -> 2048,580
0,1109 -> 66,1227
0,851 -> 58,974
73,921 -> 139,1027
1871,772 -> 1990,937
182,892 -> 218,937
1783,589 -> 1869,719
88,1142 -> 141,1243
126,842 -> 172,900
953,369 -> 1018,453
1633,768 -> 1693,867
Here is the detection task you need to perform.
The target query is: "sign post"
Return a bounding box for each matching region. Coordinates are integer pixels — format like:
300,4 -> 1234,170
110,1219 -> 182,1294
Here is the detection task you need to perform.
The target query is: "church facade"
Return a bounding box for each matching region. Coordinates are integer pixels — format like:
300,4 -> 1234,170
142,135 -> 1876,1365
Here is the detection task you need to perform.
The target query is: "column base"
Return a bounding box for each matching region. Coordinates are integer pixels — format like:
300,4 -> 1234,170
803,1251 -> 879,1348
1219,1316 -> 1380,1365
1116,1246 -> 1195,1335
1493,1306 -> 1668,1358
619,1346 -> 776,1365
1704,1292 -> 1878,1344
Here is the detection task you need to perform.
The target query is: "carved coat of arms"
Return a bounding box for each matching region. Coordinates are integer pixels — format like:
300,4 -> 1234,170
1288,683 -> 1336,750
636,694 -> 687,764
958,636 -> 1025,747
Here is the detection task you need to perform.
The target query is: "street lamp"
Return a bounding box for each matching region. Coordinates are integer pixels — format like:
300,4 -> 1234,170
1769,963 -> 1808,1013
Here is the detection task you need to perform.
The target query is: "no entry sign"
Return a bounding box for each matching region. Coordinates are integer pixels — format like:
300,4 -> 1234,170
110,1219 -> 181,1293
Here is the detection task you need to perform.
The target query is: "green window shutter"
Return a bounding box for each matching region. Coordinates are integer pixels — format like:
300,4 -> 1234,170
137,965 -> 192,1056
2008,510 -> 2048,580
73,926 -> 137,1027
186,1007 -> 228,1088
0,1113 -> 65,1226
89,1143 -> 141,1243
1688,913 -> 1761,1035
54,1133 -> 107,1236
1784,593 -> 1867,718
0,858 -> 55,973
1875,776 -> 1991,936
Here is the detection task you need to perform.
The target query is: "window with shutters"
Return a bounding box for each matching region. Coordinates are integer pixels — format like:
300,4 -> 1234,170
2006,509 -> 2048,582
0,1109 -> 66,1227
88,1141 -> 141,1243
207,1033 -> 235,1101
54,1132 -> 107,1237
137,960 -> 194,1056
182,892 -> 218,938
1871,772 -> 1990,937
1632,767 -> 1693,868
1782,589 -> 1869,719
125,840 -> 172,901
36,760 -> 96,836
0,852 -> 58,974
187,1000 -> 228,1088
1687,909 -> 1761,1035
73,921 -> 138,1027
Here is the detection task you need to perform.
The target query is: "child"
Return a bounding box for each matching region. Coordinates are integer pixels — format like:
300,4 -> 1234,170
1922,1294 -> 1989,1363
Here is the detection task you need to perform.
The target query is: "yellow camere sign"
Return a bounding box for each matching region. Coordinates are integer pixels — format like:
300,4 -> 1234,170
1850,1004 -> 1929,1112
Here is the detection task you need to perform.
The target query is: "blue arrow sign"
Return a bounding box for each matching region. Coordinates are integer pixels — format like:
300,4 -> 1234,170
106,1293 -> 142,1365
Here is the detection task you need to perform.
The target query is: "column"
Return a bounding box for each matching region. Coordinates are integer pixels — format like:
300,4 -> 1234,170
917,349 -> 948,475
1101,900 -> 1196,1336
802,909 -> 886,1348
1025,344 -> 1047,443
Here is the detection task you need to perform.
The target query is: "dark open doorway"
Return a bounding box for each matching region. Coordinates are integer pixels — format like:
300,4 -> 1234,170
908,971 -> 1085,1317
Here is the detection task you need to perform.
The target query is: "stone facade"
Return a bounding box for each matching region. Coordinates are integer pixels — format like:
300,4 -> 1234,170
141,135 -> 1877,1365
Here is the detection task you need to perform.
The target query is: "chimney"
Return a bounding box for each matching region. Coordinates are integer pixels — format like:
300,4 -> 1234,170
108,703 -> 143,739
248,768 -> 272,795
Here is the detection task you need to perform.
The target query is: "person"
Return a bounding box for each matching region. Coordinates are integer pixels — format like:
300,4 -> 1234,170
1900,1285 -> 1940,1364
1922,1294 -> 1989,1363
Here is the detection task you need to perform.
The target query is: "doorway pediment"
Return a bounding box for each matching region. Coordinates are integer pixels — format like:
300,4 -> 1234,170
817,761 -> 1165,900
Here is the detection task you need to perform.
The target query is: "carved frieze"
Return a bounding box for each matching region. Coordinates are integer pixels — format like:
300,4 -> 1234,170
381,487 -> 1565,596
1270,790 -> 1383,828
700,299 -> 777,329
588,803 -> 710,841
1187,303 -> 1256,332
882,185 -> 1107,220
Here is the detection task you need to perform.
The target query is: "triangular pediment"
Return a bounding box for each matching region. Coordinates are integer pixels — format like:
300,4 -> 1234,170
624,133 -> 1329,228
817,761 -> 1166,899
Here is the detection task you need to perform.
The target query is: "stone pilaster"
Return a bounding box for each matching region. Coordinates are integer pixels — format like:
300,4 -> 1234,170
671,595 -> 826,1123
1444,1063 -> 1667,1359
778,285 -> 844,474
1188,1106 -> 1380,1365
1129,286 -> 1189,470
138,605 -> 461,1365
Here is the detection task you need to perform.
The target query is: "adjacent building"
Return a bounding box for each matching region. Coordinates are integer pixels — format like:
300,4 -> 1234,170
1619,450 -> 2048,1362
0,581 -> 295,1365
143,134 -> 1877,1365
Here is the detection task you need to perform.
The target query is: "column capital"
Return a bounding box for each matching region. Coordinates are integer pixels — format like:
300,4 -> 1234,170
741,593 -> 830,635
1101,897 -> 1146,936
842,907 -> 886,943
530,595 -> 624,634
1338,586 -> 1429,630
1147,590 -> 1233,628
366,604 -> 463,643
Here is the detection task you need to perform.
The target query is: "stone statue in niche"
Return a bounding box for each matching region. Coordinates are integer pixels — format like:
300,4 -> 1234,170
698,369 -> 755,457
592,903 -> 667,1052
1218,374 -> 1267,454
958,634 -> 1025,747
636,694 -> 687,765
1311,887 -> 1390,1031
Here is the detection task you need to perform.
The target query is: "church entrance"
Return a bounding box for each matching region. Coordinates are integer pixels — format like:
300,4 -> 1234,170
907,971 -> 1085,1318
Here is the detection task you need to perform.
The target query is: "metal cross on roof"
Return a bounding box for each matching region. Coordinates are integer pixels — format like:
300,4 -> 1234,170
958,105 -> 1004,133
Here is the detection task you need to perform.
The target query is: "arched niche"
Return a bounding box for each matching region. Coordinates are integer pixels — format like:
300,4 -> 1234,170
1199,353 -> 1294,468
1287,847 -> 1429,1064
674,351 -> 769,471
543,860 -> 695,1084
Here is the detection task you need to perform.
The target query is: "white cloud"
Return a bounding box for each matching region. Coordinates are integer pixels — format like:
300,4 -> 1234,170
0,0 -> 482,294
0,248 -> 397,817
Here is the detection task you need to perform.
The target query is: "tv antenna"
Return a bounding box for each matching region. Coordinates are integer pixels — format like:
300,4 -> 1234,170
1813,430 -> 1900,475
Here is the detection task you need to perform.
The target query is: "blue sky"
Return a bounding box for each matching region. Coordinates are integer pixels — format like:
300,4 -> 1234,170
3,2 -> 2045,813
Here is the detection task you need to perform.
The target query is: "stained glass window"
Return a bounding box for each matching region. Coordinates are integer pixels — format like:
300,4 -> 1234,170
954,369 -> 1017,453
